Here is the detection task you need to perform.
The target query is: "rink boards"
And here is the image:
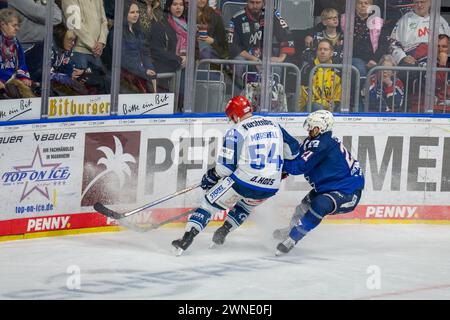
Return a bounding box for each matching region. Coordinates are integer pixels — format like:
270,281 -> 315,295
0,115 -> 449,240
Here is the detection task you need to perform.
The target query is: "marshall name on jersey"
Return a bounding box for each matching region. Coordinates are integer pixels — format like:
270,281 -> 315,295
216,116 -> 299,195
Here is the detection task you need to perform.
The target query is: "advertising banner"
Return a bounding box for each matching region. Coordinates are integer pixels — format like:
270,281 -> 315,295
47,95 -> 111,118
0,98 -> 41,122
118,93 -> 175,115
0,116 -> 449,238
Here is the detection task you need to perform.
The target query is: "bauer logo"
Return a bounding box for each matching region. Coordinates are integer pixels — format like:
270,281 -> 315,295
81,132 -> 140,207
1,146 -> 71,202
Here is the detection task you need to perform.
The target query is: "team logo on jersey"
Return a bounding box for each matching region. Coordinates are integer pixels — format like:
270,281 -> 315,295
242,22 -> 250,33
219,147 -> 235,160
81,132 -> 140,206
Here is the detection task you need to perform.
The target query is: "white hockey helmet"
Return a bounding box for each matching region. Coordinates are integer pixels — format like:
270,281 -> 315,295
303,110 -> 334,134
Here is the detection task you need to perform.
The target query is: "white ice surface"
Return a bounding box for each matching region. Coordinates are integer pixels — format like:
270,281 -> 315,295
1,223 -> 450,300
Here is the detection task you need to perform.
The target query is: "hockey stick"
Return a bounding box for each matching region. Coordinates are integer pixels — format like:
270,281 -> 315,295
117,208 -> 197,233
93,183 -> 201,220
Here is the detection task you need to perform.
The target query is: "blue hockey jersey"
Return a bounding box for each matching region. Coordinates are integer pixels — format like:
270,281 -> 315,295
283,131 -> 364,194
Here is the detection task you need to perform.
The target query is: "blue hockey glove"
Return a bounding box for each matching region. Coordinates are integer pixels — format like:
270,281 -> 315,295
201,168 -> 221,190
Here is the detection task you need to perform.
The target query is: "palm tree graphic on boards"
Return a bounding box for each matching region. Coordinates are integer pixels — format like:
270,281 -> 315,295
81,136 -> 136,200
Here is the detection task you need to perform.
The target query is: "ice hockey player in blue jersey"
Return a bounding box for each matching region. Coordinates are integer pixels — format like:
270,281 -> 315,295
172,96 -> 300,256
274,110 -> 365,256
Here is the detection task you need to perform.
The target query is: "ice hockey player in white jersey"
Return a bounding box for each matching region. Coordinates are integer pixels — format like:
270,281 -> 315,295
172,96 -> 300,256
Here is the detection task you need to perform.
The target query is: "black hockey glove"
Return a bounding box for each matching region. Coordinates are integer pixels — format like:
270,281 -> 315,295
201,168 -> 221,190
281,171 -> 289,180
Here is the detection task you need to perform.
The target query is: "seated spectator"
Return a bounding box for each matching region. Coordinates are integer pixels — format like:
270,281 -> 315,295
227,0 -> 295,87
61,0 -> 110,94
0,8 -> 35,99
411,34 -> 450,113
367,54 -> 404,112
303,8 -> 344,64
121,0 -> 157,93
8,0 -> 62,82
435,34 -> 450,113
341,0 -> 386,78
390,0 -> 450,68
50,23 -> 88,96
197,0 -> 228,60
299,39 -> 341,112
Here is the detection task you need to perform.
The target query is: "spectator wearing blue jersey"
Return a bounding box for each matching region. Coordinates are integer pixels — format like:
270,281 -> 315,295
171,96 -> 300,256
274,110 -> 365,255
0,8 -> 35,98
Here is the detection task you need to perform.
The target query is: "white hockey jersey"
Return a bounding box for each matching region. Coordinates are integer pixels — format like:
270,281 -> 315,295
390,11 -> 450,64
215,116 -> 299,196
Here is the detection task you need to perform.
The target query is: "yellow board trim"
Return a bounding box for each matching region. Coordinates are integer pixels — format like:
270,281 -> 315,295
0,226 -> 122,243
1,220 -> 449,243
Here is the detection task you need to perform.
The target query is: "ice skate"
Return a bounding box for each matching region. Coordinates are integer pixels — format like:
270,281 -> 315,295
272,226 -> 291,240
275,237 -> 297,256
171,227 -> 199,256
211,221 -> 233,247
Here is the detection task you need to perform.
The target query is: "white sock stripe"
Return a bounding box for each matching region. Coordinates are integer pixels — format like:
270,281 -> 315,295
227,215 -> 241,228
309,207 -> 323,220
187,220 -> 204,232
323,193 -> 337,214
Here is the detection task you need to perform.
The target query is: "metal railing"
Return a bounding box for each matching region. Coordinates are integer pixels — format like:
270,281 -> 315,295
364,66 -> 427,113
307,64 -> 360,112
195,59 -> 302,113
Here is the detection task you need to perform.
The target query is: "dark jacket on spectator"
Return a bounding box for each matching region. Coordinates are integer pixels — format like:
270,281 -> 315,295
198,5 -> 229,59
122,24 -> 156,80
147,15 -> 182,73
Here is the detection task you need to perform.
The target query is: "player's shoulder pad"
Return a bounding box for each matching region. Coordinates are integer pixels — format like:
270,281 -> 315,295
224,127 -> 244,143
303,137 -> 327,151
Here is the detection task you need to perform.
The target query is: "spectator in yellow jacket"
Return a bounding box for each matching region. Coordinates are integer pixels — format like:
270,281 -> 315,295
299,39 -> 341,112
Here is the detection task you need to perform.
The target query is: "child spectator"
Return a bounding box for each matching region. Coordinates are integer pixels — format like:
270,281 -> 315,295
121,0 -> 157,93
367,54 -> 404,112
0,8 -> 35,98
299,39 -> 341,112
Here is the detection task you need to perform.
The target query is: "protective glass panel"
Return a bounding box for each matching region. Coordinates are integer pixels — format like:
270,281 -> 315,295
290,0 -> 348,113
358,0 -> 450,114
193,0 -> 261,114
49,0 -> 112,119
118,0 -> 177,115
